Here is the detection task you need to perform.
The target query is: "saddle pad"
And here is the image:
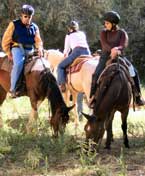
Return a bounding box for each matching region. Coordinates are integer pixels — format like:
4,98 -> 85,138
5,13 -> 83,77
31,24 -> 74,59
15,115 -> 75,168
25,57 -> 51,75
70,55 -> 93,67
31,57 -> 50,71
0,56 -> 12,72
66,59 -> 89,74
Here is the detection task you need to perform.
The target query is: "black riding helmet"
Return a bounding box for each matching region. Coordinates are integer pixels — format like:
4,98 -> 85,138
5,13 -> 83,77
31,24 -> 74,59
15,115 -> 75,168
104,11 -> 120,24
68,21 -> 79,31
21,4 -> 35,16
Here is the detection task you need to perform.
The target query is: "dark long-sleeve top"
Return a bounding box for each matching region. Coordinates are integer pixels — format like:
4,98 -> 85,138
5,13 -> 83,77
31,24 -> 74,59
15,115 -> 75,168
100,28 -> 128,54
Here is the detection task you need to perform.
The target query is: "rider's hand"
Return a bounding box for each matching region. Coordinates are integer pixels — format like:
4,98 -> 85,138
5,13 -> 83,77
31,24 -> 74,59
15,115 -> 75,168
7,52 -> 13,61
110,47 -> 121,59
64,53 -> 68,58
38,48 -> 43,57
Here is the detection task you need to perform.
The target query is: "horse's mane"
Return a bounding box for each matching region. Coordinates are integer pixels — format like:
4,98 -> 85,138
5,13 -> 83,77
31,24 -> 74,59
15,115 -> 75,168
40,69 -> 66,115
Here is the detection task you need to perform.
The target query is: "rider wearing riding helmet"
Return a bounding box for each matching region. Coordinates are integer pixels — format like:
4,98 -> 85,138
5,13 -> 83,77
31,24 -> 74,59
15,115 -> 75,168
2,4 -> 43,98
89,11 -> 144,106
57,20 -> 91,92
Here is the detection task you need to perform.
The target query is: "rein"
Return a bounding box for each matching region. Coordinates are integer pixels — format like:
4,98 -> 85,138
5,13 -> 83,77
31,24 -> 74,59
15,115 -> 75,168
39,56 -> 52,118
95,67 -> 118,111
68,68 -> 80,92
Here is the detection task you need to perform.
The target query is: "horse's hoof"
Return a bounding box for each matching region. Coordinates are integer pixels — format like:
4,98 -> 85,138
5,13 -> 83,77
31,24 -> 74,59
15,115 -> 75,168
125,144 -> 130,148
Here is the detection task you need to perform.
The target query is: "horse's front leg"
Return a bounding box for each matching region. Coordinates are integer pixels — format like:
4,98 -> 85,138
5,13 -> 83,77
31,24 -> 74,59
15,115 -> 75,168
62,89 -> 70,106
0,86 -> 7,128
121,108 -> 130,148
26,100 -> 42,133
105,111 -> 115,149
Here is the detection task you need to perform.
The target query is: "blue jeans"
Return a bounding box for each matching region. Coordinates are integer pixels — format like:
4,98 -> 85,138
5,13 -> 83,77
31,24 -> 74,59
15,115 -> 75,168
57,47 -> 90,85
10,47 -> 33,92
77,93 -> 83,116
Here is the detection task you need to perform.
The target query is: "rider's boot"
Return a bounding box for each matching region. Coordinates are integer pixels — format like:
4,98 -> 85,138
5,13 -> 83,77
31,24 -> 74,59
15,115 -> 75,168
89,74 -> 97,108
132,74 -> 145,106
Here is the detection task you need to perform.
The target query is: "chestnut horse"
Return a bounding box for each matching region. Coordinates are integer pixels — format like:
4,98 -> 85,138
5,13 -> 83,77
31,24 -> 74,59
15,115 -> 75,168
82,62 -> 132,150
0,52 -> 74,136
44,49 -> 99,125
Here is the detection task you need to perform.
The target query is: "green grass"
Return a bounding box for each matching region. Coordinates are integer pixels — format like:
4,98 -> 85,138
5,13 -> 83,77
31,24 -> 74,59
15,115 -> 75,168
0,89 -> 145,176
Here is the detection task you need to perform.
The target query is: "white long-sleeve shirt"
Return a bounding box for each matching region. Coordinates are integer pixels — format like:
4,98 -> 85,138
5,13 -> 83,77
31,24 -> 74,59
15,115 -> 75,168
63,31 -> 90,56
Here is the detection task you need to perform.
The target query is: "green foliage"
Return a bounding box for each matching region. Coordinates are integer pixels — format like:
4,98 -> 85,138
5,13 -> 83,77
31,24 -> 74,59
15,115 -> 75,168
24,147 -> 43,169
128,121 -> 145,137
0,98 -> 145,175
79,139 -> 98,166
118,147 -> 127,176
1,0 -> 145,78
79,140 -> 110,176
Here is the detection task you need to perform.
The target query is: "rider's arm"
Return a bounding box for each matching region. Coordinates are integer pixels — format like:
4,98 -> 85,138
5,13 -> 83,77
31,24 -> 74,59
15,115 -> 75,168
117,30 -> 128,51
2,21 -> 14,56
63,34 -> 71,57
111,30 -> 128,58
34,27 -> 43,57
100,30 -> 112,53
34,28 -> 43,49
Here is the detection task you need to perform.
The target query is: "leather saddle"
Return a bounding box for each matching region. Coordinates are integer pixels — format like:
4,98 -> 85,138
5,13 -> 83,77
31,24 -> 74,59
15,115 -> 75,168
0,51 -> 40,96
66,55 -> 93,74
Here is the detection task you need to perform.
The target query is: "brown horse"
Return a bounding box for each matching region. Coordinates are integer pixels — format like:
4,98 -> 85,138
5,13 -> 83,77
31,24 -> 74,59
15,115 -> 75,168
44,49 -> 99,126
82,62 -> 132,150
0,52 -> 74,136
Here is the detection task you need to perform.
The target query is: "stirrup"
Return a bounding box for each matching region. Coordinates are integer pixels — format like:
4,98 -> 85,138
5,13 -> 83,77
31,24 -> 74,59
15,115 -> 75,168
8,91 -> 19,98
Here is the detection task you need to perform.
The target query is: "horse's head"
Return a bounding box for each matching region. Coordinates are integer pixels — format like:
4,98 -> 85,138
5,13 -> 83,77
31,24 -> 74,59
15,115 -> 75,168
44,49 -> 64,69
50,104 -> 75,137
82,112 -> 105,145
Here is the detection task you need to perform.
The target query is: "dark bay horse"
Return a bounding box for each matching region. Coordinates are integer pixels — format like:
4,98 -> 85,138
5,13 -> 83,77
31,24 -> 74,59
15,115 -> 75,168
0,52 -> 74,136
82,62 -> 133,150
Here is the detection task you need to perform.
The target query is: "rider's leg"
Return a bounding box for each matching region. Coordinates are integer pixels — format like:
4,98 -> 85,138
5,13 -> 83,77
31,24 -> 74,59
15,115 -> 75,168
10,47 -> 25,97
57,47 -> 90,92
132,68 -> 144,106
90,52 -> 110,98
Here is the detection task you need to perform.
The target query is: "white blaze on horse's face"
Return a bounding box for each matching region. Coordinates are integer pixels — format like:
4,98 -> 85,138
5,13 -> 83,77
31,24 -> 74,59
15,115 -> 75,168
85,122 -> 95,139
86,125 -> 91,132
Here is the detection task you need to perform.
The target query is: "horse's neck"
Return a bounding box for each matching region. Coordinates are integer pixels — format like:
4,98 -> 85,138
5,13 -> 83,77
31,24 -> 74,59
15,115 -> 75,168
51,56 -> 63,67
47,50 -> 64,68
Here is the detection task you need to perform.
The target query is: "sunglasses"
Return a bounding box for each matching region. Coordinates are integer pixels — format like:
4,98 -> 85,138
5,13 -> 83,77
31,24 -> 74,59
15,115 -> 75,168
23,15 -> 32,19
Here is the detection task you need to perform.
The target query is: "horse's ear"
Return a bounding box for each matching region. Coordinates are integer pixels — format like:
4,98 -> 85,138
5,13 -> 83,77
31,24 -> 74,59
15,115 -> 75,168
81,112 -> 92,120
67,104 -> 75,112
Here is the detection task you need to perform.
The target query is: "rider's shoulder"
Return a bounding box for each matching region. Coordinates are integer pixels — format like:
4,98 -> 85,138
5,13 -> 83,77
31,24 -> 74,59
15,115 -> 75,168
13,19 -> 21,24
118,28 -> 127,33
